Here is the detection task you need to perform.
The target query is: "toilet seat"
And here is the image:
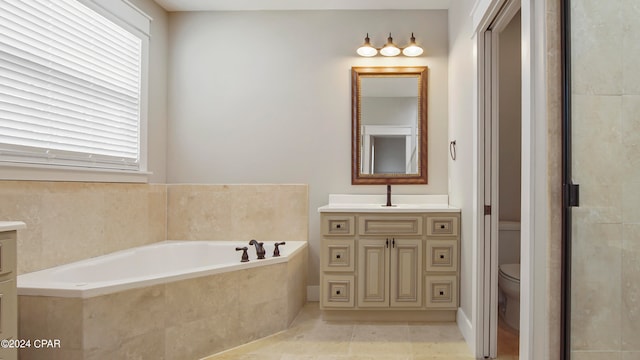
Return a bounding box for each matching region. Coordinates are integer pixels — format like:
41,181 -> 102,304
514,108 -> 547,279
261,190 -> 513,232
499,263 -> 520,282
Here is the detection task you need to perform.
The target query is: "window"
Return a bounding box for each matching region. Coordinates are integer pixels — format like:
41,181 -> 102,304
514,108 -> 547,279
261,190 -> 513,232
0,0 -> 148,175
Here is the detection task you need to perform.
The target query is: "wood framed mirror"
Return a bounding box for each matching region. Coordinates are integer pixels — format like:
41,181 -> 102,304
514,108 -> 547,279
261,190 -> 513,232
351,66 -> 428,185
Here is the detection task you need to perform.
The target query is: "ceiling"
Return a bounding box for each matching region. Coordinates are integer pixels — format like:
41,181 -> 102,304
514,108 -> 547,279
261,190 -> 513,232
153,0 -> 450,12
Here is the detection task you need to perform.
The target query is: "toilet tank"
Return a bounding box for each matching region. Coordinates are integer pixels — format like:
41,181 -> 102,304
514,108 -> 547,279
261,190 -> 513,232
498,221 -> 520,266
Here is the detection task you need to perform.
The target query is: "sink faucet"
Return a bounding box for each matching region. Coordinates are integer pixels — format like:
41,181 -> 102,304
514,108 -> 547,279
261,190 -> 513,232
386,184 -> 392,207
248,239 -> 266,259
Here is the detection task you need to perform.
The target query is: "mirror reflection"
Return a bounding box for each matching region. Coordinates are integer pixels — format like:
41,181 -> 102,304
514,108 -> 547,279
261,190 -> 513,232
360,76 -> 419,175
351,66 -> 428,185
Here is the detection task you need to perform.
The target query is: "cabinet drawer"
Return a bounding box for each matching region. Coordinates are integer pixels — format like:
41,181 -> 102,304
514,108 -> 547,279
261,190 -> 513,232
426,240 -> 458,272
359,216 -> 423,236
426,216 -> 459,237
0,235 -> 16,277
320,275 -> 355,308
321,216 -> 355,236
321,239 -> 355,272
425,275 -> 458,309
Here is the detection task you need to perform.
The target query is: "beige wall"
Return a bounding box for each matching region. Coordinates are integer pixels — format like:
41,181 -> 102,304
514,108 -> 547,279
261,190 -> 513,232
570,0 -> 640,357
447,0 -> 476,325
166,10 -> 450,285
498,12 -> 522,223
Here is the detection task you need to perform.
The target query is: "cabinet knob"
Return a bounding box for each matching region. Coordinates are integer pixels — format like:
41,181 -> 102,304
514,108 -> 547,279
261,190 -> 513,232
336,290 -> 341,295
439,291 -> 444,296
440,254 -> 445,259
336,254 -> 341,259
336,224 -> 341,229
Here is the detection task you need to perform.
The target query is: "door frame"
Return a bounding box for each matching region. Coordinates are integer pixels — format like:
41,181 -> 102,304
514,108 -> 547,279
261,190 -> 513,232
470,0 -> 548,358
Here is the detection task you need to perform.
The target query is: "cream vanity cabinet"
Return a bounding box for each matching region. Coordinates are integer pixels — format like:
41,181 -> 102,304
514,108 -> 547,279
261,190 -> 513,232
357,215 -> 423,308
0,222 -> 24,360
319,207 -> 460,320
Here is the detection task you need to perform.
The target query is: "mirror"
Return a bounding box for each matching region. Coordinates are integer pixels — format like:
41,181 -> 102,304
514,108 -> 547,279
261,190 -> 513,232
351,66 -> 428,184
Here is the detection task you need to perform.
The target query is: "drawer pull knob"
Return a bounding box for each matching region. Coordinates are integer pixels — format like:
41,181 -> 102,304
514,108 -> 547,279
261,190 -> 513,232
440,225 -> 446,229
439,291 -> 444,296
336,224 -> 341,229
336,290 -> 341,295
336,254 -> 341,259
440,255 -> 445,259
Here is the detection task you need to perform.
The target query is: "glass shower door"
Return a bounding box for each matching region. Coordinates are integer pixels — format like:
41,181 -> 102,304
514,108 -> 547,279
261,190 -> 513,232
568,0 -> 640,358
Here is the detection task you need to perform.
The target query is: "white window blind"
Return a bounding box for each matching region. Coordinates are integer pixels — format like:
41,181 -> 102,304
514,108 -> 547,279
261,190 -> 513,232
0,0 -> 143,171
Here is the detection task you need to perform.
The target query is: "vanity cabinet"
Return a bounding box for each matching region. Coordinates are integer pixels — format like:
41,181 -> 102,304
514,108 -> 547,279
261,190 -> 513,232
0,224 -> 22,360
319,211 -> 460,320
357,215 -> 423,308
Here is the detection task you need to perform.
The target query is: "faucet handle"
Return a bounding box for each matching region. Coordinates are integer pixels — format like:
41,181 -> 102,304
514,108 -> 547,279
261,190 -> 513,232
235,247 -> 249,262
273,242 -> 286,257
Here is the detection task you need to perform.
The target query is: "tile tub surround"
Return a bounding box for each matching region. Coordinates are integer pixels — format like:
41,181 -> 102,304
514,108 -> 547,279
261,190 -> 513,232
0,182 -> 308,275
167,184 -> 308,241
0,181 -> 167,275
18,243 -> 308,360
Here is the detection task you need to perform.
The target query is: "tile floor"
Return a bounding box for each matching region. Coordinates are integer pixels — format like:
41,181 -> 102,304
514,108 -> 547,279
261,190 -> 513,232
202,303 -> 520,360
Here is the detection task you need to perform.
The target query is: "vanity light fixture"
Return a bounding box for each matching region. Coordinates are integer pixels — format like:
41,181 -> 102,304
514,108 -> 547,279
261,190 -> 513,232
356,32 -> 424,57
356,33 -> 378,57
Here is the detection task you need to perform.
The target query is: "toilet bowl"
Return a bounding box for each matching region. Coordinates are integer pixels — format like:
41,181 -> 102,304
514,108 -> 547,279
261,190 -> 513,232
498,263 -> 520,331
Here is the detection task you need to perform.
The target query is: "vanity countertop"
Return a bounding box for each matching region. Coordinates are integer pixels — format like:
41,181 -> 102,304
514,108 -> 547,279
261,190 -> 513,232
318,194 -> 460,213
0,221 -> 26,232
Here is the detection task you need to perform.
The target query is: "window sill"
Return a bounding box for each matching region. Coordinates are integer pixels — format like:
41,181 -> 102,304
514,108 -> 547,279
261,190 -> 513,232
0,162 -> 151,183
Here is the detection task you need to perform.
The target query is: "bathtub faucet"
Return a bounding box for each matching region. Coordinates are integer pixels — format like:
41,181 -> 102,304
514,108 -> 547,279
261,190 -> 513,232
249,239 -> 266,259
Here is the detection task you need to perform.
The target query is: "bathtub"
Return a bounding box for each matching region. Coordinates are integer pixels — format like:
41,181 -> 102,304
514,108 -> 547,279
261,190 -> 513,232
17,240 -> 308,360
18,240 -> 307,298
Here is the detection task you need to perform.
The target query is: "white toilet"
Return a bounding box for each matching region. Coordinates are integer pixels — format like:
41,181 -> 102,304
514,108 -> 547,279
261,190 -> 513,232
498,221 -> 520,331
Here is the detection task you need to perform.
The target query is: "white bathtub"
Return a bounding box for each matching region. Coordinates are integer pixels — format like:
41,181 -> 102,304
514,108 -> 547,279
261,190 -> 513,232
17,240 -> 307,298
18,240 -> 308,359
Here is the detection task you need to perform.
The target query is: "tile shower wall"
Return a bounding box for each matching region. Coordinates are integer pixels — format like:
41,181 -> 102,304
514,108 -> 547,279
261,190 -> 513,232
0,181 -> 167,275
167,184 -> 308,241
570,0 -> 640,358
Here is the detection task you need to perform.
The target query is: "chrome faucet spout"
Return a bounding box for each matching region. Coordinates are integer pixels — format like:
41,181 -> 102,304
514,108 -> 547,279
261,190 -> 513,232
248,239 -> 266,259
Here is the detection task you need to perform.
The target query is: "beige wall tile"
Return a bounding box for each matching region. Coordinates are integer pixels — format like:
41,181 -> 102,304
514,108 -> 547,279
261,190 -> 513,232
167,184 -> 308,241
571,0 -> 623,95
164,270 -> 240,327
165,314 -> 242,360
0,181 -> 168,274
622,224 -> 640,350
572,95 -> 623,186
84,330 -> 165,360
623,0 -> 640,95
571,352 -> 622,360
18,296 -> 83,350
83,285 -> 165,352
570,222 -> 622,351
623,352 -> 640,360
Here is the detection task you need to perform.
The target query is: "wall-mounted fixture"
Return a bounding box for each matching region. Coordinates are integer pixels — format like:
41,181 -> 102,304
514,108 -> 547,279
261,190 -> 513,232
356,33 -> 424,57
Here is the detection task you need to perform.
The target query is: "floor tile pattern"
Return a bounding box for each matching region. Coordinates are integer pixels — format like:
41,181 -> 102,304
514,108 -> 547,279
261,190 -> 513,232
203,303 -> 519,360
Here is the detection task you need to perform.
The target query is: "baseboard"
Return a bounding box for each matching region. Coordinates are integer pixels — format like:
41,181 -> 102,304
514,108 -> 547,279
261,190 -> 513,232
307,285 -> 319,302
456,307 -> 474,354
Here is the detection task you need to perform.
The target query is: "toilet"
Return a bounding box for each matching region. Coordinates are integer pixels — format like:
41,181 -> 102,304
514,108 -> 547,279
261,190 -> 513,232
498,221 -> 520,331
499,263 -> 520,330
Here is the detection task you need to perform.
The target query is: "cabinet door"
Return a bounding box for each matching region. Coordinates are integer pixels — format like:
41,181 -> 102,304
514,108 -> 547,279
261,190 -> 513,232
357,239 -> 389,308
390,238 -> 423,308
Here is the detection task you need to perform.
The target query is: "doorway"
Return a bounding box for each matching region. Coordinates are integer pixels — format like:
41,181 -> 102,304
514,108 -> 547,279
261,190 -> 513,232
478,0 -> 522,358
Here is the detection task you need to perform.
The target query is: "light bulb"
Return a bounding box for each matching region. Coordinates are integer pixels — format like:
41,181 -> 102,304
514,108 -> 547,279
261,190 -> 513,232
356,34 -> 378,57
380,33 -> 400,57
402,33 -> 423,57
